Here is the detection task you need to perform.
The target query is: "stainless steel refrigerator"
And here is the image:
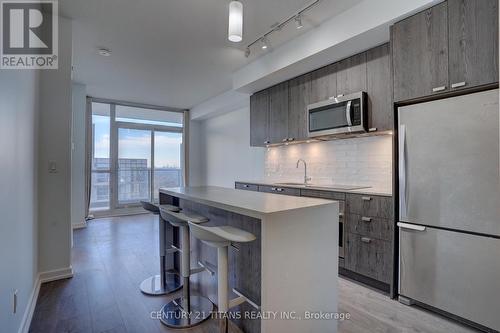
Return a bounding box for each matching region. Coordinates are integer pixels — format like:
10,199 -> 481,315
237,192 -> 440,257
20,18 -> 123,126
397,89 -> 500,332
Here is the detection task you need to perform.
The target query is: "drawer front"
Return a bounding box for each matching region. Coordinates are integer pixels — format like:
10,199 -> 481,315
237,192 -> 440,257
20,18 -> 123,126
346,232 -> 392,283
235,182 -> 259,191
346,214 -> 393,241
339,257 -> 345,268
300,189 -> 346,201
258,185 -> 300,196
346,194 -> 393,218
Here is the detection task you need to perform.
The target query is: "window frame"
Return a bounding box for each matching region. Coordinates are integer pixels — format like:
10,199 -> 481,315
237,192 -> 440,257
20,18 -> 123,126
88,97 -> 188,216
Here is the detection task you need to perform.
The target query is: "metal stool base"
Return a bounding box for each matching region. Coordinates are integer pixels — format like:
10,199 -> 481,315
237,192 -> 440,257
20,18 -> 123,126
160,296 -> 213,328
139,274 -> 182,296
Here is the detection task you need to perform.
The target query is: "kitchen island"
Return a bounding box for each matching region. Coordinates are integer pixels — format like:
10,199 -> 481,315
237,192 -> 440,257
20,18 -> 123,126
159,186 -> 339,333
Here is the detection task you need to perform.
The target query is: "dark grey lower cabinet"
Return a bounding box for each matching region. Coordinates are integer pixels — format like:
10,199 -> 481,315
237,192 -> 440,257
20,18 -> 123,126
258,185 -> 300,196
235,182 -> 259,191
346,233 -> 392,284
235,182 -> 394,292
347,214 -> 393,241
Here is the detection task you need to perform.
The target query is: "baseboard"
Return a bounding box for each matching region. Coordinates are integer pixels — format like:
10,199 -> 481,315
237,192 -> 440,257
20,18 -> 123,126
18,266 -> 74,333
72,220 -> 87,229
39,266 -> 74,283
18,276 -> 41,333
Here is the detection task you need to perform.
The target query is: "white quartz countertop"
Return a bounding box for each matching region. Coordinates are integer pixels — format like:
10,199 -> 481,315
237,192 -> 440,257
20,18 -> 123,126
159,186 -> 335,217
236,180 -> 393,197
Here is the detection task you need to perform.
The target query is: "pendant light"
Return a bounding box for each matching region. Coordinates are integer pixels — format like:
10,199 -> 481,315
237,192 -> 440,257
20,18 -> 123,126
228,1 -> 243,42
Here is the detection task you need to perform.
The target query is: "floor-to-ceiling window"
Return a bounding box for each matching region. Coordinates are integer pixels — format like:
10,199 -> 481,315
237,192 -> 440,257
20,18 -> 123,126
89,99 -> 185,215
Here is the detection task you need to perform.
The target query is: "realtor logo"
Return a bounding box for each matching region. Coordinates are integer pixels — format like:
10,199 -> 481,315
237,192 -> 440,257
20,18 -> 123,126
1,0 -> 58,69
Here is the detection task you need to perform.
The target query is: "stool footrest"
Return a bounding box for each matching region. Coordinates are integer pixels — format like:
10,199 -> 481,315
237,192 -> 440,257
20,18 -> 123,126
165,268 -> 180,276
191,260 -> 215,276
167,245 -> 181,254
229,288 -> 260,310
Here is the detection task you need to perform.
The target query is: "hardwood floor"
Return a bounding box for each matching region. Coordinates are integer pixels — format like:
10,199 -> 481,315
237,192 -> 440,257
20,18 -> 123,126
29,214 -> 479,333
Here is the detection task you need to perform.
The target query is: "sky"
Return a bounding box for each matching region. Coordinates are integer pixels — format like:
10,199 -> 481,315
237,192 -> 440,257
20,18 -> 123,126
93,115 -> 182,168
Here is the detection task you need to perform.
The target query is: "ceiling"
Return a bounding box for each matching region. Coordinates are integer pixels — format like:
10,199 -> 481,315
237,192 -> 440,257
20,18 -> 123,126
62,0 -> 363,109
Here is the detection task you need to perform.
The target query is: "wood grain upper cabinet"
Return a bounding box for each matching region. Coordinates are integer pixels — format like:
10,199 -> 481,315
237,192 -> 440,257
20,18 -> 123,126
250,90 -> 269,147
268,81 -> 289,144
288,73 -> 311,142
366,43 -> 393,131
310,64 -> 337,104
392,2 -> 449,102
337,52 -> 367,96
448,0 -> 499,90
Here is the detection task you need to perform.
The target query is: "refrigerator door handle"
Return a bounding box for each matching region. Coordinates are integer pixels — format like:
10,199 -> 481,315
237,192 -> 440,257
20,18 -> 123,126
399,124 -> 408,220
397,222 -> 426,231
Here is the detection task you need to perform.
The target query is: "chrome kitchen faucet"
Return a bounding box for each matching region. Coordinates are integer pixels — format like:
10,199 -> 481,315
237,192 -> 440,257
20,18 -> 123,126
296,159 -> 312,185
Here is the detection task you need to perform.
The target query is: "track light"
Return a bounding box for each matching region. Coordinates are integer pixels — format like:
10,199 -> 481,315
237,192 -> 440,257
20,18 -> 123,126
261,37 -> 268,50
295,14 -> 303,29
242,0 -> 320,57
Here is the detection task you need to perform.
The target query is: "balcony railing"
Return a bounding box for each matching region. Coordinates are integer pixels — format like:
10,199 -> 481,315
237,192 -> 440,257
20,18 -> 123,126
90,168 -> 182,211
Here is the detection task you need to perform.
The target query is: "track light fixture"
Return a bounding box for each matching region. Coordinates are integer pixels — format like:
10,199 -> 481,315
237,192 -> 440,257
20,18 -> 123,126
261,37 -> 269,50
244,0 -> 320,56
295,15 -> 303,29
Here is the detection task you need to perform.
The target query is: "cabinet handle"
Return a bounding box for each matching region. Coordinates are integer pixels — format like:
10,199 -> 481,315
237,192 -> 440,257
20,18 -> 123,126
287,137 -> 295,142
361,196 -> 372,201
282,138 -> 288,142
243,184 -> 249,188
276,188 -> 284,192
361,217 -> 372,222
271,187 -> 277,191
264,141 -> 270,145
361,237 -> 372,243
432,86 -> 446,92
451,82 -> 466,89
339,212 -> 344,217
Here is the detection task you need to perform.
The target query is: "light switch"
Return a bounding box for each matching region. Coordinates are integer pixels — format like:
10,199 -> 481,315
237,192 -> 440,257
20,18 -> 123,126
48,160 -> 57,173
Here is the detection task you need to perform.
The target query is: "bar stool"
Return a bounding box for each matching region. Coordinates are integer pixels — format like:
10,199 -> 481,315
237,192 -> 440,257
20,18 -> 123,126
139,201 -> 182,296
188,222 -> 260,333
159,207 -> 214,328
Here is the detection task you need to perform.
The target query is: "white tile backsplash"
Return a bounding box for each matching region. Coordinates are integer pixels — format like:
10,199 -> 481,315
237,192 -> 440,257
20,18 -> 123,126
264,135 -> 393,191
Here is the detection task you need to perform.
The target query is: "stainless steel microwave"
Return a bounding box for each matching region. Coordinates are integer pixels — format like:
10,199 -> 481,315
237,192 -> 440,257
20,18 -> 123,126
307,91 -> 367,137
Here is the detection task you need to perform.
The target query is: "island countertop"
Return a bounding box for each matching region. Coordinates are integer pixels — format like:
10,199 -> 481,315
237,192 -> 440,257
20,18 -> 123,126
159,186 -> 335,218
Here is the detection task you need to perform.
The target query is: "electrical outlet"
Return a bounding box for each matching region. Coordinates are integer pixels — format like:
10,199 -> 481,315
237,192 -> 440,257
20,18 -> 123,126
13,290 -> 18,314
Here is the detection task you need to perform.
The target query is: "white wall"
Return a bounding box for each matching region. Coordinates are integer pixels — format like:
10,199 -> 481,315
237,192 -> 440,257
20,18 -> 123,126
0,70 -> 39,333
37,17 -> 73,273
189,107 -> 265,187
71,83 -> 87,228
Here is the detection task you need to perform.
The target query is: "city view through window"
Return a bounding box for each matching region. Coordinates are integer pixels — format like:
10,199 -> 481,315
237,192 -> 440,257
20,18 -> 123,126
90,102 -> 184,212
